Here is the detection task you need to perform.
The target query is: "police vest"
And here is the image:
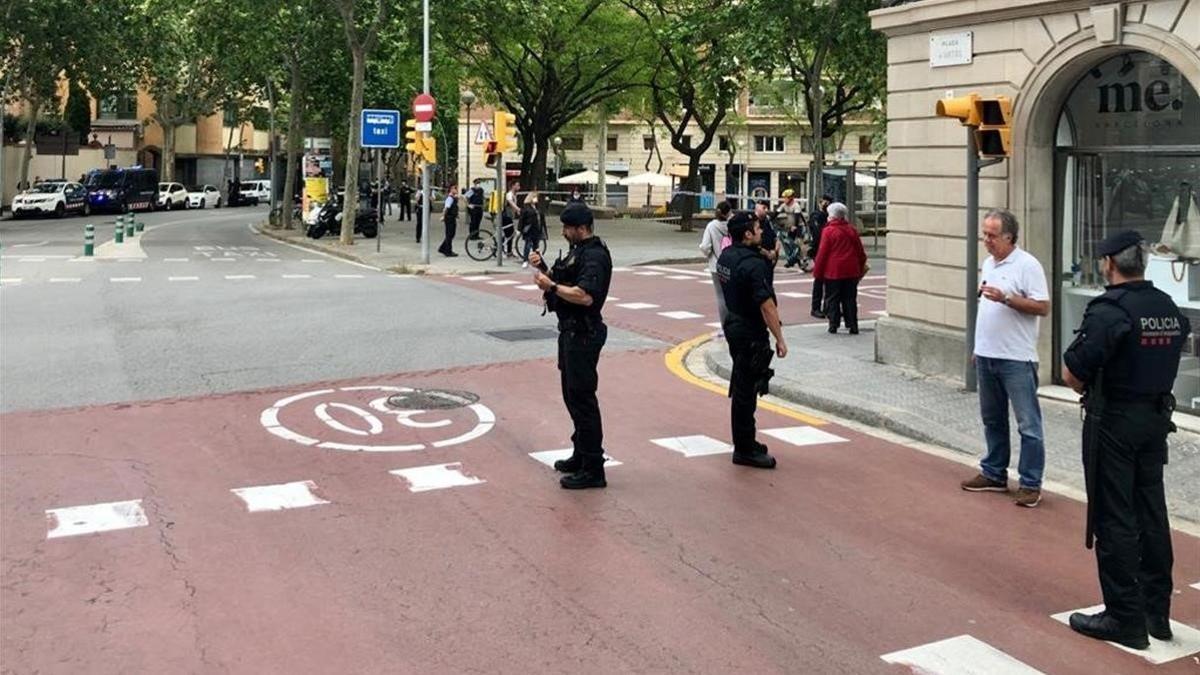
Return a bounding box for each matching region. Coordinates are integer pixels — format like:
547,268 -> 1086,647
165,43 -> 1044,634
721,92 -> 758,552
551,237 -> 611,321
444,198 -> 458,222
1090,282 -> 1189,399
718,245 -> 772,328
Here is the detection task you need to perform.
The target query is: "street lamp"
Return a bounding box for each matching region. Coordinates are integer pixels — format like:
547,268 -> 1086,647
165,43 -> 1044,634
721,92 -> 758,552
552,136 -> 562,191
462,90 -> 475,188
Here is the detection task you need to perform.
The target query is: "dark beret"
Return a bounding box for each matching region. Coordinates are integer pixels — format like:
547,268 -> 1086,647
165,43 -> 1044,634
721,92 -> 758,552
560,202 -> 593,227
1095,229 -> 1144,257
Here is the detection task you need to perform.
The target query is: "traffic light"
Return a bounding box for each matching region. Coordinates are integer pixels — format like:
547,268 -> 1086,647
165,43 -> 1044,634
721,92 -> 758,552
974,96 -> 1013,158
934,94 -> 981,126
494,111 -> 517,154
420,136 -> 437,164
405,119 -> 422,157
483,140 -> 499,168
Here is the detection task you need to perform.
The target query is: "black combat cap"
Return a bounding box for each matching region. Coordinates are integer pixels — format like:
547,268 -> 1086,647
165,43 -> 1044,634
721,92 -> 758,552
560,202 -> 593,227
1095,229 -> 1144,257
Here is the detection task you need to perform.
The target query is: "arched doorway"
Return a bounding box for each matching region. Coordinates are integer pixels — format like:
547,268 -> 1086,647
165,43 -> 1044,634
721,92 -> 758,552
1052,50 -> 1200,410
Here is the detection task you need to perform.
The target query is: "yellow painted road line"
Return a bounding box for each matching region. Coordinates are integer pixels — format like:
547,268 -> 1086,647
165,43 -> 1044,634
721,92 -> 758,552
664,333 -> 827,427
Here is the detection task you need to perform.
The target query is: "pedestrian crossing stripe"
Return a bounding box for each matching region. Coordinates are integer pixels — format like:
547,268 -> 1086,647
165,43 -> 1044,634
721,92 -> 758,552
231,480 -> 330,512
651,435 -> 732,457
881,635 -> 1045,674
658,311 -> 705,320
528,449 -> 623,468
616,302 -> 659,310
391,463 -> 486,493
1051,605 -> 1200,664
761,426 -> 849,447
45,500 -> 148,539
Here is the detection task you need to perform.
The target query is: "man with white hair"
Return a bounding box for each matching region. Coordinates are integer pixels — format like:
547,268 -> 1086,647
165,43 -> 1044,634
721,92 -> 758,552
811,202 -> 867,334
961,208 -> 1050,508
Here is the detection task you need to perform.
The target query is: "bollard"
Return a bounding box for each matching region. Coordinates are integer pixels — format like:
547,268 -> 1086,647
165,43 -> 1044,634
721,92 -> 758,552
134,217 -> 144,234
124,215 -> 134,238
84,224 -> 95,256
114,220 -> 124,244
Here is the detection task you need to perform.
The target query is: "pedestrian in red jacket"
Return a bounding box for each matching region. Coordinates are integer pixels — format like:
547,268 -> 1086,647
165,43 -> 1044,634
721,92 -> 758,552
812,202 -> 867,334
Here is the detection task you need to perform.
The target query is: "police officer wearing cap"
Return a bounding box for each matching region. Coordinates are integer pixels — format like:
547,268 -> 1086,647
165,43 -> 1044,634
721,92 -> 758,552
1061,229 -> 1190,650
717,211 -> 788,469
530,202 -> 614,489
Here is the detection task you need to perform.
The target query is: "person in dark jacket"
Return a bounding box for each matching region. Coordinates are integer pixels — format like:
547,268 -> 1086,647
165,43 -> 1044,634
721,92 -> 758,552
812,202 -> 867,334
808,194 -> 832,318
518,191 -> 545,266
399,182 -> 413,221
467,178 -> 485,239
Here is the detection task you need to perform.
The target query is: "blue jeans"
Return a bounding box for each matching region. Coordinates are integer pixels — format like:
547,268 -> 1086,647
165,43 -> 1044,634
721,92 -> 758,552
976,356 -> 1045,489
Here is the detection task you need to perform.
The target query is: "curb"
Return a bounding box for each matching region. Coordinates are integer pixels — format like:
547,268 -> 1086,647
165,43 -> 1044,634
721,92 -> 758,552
698,340 -> 979,454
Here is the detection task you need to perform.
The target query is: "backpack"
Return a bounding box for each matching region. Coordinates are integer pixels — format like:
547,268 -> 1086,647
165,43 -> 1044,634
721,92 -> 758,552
719,234 -> 732,251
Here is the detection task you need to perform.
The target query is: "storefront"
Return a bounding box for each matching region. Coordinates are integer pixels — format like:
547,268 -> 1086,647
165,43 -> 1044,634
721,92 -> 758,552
871,0 -> 1200,409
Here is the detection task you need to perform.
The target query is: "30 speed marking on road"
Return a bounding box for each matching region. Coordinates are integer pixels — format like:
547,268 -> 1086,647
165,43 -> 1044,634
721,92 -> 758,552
260,385 -> 495,452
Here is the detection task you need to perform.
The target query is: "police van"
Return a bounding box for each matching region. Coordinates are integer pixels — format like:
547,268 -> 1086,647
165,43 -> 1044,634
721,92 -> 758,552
85,167 -> 160,213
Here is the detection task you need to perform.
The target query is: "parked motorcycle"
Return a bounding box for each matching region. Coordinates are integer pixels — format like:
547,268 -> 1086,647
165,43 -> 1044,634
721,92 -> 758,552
305,192 -> 378,239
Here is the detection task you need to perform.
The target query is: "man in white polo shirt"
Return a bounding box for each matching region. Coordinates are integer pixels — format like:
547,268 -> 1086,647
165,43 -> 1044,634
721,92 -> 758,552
961,208 -> 1051,507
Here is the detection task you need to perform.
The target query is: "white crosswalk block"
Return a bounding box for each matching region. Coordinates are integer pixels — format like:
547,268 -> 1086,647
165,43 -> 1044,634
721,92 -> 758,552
0,278 -> 22,284
762,426 -> 848,447
666,275 -> 695,280
46,499 -> 148,539
611,267 -> 633,273
488,279 -> 520,285
334,274 -> 364,279
1191,581 -> 1200,591
881,635 -> 1045,674
651,435 -> 732,458
231,480 -> 330,512
607,296 -> 620,301
1051,605 -> 1200,664
634,270 -> 665,276
696,278 -> 713,285
516,284 -> 539,290
705,322 -> 722,328
658,310 -> 705,320
163,258 -> 189,262
391,463 -> 485,493
528,448 -> 623,468
461,275 -> 492,281
616,302 -> 660,310
779,291 -> 811,299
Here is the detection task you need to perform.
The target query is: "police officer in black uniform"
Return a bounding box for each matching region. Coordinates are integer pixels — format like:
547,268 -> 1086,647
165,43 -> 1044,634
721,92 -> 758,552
717,211 -> 789,469
1061,229 -> 1190,650
530,202 -> 613,489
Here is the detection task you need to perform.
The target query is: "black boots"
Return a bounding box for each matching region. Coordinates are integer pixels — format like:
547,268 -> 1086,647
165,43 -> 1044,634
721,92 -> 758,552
559,456 -> 606,489
1068,611 -> 1149,650
732,441 -> 776,469
1148,615 -> 1173,641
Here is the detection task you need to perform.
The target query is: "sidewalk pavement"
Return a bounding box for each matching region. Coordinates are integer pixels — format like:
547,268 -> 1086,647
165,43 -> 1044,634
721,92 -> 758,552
699,319 -> 1200,528
255,214 -> 888,274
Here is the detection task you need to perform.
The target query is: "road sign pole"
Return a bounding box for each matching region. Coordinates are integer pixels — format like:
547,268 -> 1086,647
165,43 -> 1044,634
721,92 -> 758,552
420,0 -> 431,265
496,154 -> 505,268
376,151 -> 383,253
964,130 -> 979,393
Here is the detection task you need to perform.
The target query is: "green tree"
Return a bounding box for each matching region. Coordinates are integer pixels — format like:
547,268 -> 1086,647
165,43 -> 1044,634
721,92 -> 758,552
65,80 -> 91,145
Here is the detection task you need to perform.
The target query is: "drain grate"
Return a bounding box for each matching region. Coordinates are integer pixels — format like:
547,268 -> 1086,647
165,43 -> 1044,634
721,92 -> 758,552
386,389 -> 480,410
485,327 -> 559,342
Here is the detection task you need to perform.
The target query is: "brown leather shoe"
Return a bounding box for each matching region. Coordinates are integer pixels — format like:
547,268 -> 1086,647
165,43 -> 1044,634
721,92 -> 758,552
961,473 -> 1008,492
1013,487 -> 1042,508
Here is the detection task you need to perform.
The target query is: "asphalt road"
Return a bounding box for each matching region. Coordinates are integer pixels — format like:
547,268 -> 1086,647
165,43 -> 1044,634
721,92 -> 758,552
2,207 -> 1198,673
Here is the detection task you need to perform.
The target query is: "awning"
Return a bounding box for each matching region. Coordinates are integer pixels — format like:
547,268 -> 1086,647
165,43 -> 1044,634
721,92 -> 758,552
557,169 -> 621,185
618,172 -> 673,187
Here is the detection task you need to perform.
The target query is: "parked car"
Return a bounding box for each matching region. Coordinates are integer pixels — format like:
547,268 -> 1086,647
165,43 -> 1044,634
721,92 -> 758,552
239,179 -> 270,203
158,182 -> 189,210
187,184 -> 221,209
86,168 -> 159,213
10,181 -> 90,218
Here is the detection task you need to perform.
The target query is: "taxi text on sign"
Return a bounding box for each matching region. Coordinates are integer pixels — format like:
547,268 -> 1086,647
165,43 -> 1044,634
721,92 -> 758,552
360,108 -> 401,149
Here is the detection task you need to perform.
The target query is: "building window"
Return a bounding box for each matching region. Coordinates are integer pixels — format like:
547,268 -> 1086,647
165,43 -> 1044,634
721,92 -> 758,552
718,136 -> 731,152
642,135 -> 655,150
858,135 -> 874,154
560,136 -> 584,151
98,92 -> 137,120
223,105 -> 239,126
754,135 -> 785,153
607,135 -> 618,152
681,134 -> 692,148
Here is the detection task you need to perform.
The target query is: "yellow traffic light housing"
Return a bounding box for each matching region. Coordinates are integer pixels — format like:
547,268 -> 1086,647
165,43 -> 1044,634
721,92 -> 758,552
935,94 -> 981,126
974,96 -> 1013,158
405,119 -> 421,156
494,111 -> 518,154
421,136 -> 437,164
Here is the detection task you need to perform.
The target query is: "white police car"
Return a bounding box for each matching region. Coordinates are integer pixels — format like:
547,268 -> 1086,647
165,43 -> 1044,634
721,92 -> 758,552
10,181 -> 90,218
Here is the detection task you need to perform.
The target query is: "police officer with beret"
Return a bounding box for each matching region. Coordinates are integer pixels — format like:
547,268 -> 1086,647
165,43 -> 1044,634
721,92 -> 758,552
530,202 -> 614,489
717,211 -> 788,469
1061,229 -> 1190,650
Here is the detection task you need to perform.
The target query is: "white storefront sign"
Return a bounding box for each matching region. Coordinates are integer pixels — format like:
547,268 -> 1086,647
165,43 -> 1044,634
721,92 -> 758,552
930,32 -> 973,68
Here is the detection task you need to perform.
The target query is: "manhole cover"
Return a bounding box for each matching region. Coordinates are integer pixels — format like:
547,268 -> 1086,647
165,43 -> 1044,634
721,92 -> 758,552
486,327 -> 559,342
386,388 -> 480,410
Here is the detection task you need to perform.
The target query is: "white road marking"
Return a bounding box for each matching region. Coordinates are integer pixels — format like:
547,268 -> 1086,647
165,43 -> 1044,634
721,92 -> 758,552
643,266 -> 709,277
528,448 -> 623,468
881,635 -> 1045,674
607,296 -> 620,301
1051,605 -> 1200,664
225,274 -> 256,280
300,259 -> 326,263
46,500 -> 148,539
211,257 -> 238,262
231,480 -> 330,512
515,284 -> 539,290
779,292 -> 811,299
616,302 -> 660,310
390,463 -> 486,493
11,240 -> 49,248
666,275 -> 696,280
658,310 -> 705,320
633,270 -> 665,276
761,426 -> 849,447
282,274 -> 312,279
49,277 -> 82,283
118,258 -> 142,263
612,267 -> 634,273
461,275 -> 491,281
705,322 -> 722,328
334,274 -> 365,279
488,279 -> 520,285
255,258 -> 281,262
696,278 -> 714,285
163,257 -> 189,262
0,278 -> 22,284
872,310 -> 888,316
18,257 -> 46,262
169,276 -> 199,282
68,257 -> 96,263
774,278 -> 815,286
109,277 -> 141,283
1191,581 -> 1200,591
650,435 -> 732,458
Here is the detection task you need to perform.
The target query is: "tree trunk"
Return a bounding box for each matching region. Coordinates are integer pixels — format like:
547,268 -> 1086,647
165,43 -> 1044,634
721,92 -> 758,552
530,140 -> 549,193
340,47 -> 366,245
282,68 -> 304,230
18,98 -> 38,188
162,122 -> 177,182
679,153 -> 701,232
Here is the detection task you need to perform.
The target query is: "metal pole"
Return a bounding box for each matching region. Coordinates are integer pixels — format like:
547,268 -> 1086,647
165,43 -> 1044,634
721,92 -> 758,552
464,102 -> 471,189
376,151 -> 383,253
419,0 -> 431,264
496,154 -> 505,268
597,117 -> 607,206
964,130 -> 979,393
873,160 -> 880,250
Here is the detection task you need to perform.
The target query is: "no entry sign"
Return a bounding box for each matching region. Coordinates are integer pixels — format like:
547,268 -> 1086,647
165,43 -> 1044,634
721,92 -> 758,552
412,93 -> 436,123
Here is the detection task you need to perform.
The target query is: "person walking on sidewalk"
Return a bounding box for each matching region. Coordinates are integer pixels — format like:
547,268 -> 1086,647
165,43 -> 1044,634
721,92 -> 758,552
812,202 -> 867,334
438,185 -> 460,257
414,188 -> 424,243
808,195 -> 832,318
1061,230 -> 1189,650
529,202 -> 613,489
961,208 -> 1051,507
700,201 -> 733,323
503,181 -> 521,257
717,211 -> 788,469
467,178 -> 485,239
518,190 -> 545,266
399,181 -> 413,221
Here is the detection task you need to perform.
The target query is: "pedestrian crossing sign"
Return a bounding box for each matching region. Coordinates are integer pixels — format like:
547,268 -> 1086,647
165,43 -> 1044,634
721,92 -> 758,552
474,122 -> 494,145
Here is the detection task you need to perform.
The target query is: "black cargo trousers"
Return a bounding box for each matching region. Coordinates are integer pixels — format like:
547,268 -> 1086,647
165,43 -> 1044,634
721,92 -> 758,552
558,319 -> 608,470
725,322 -> 773,453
